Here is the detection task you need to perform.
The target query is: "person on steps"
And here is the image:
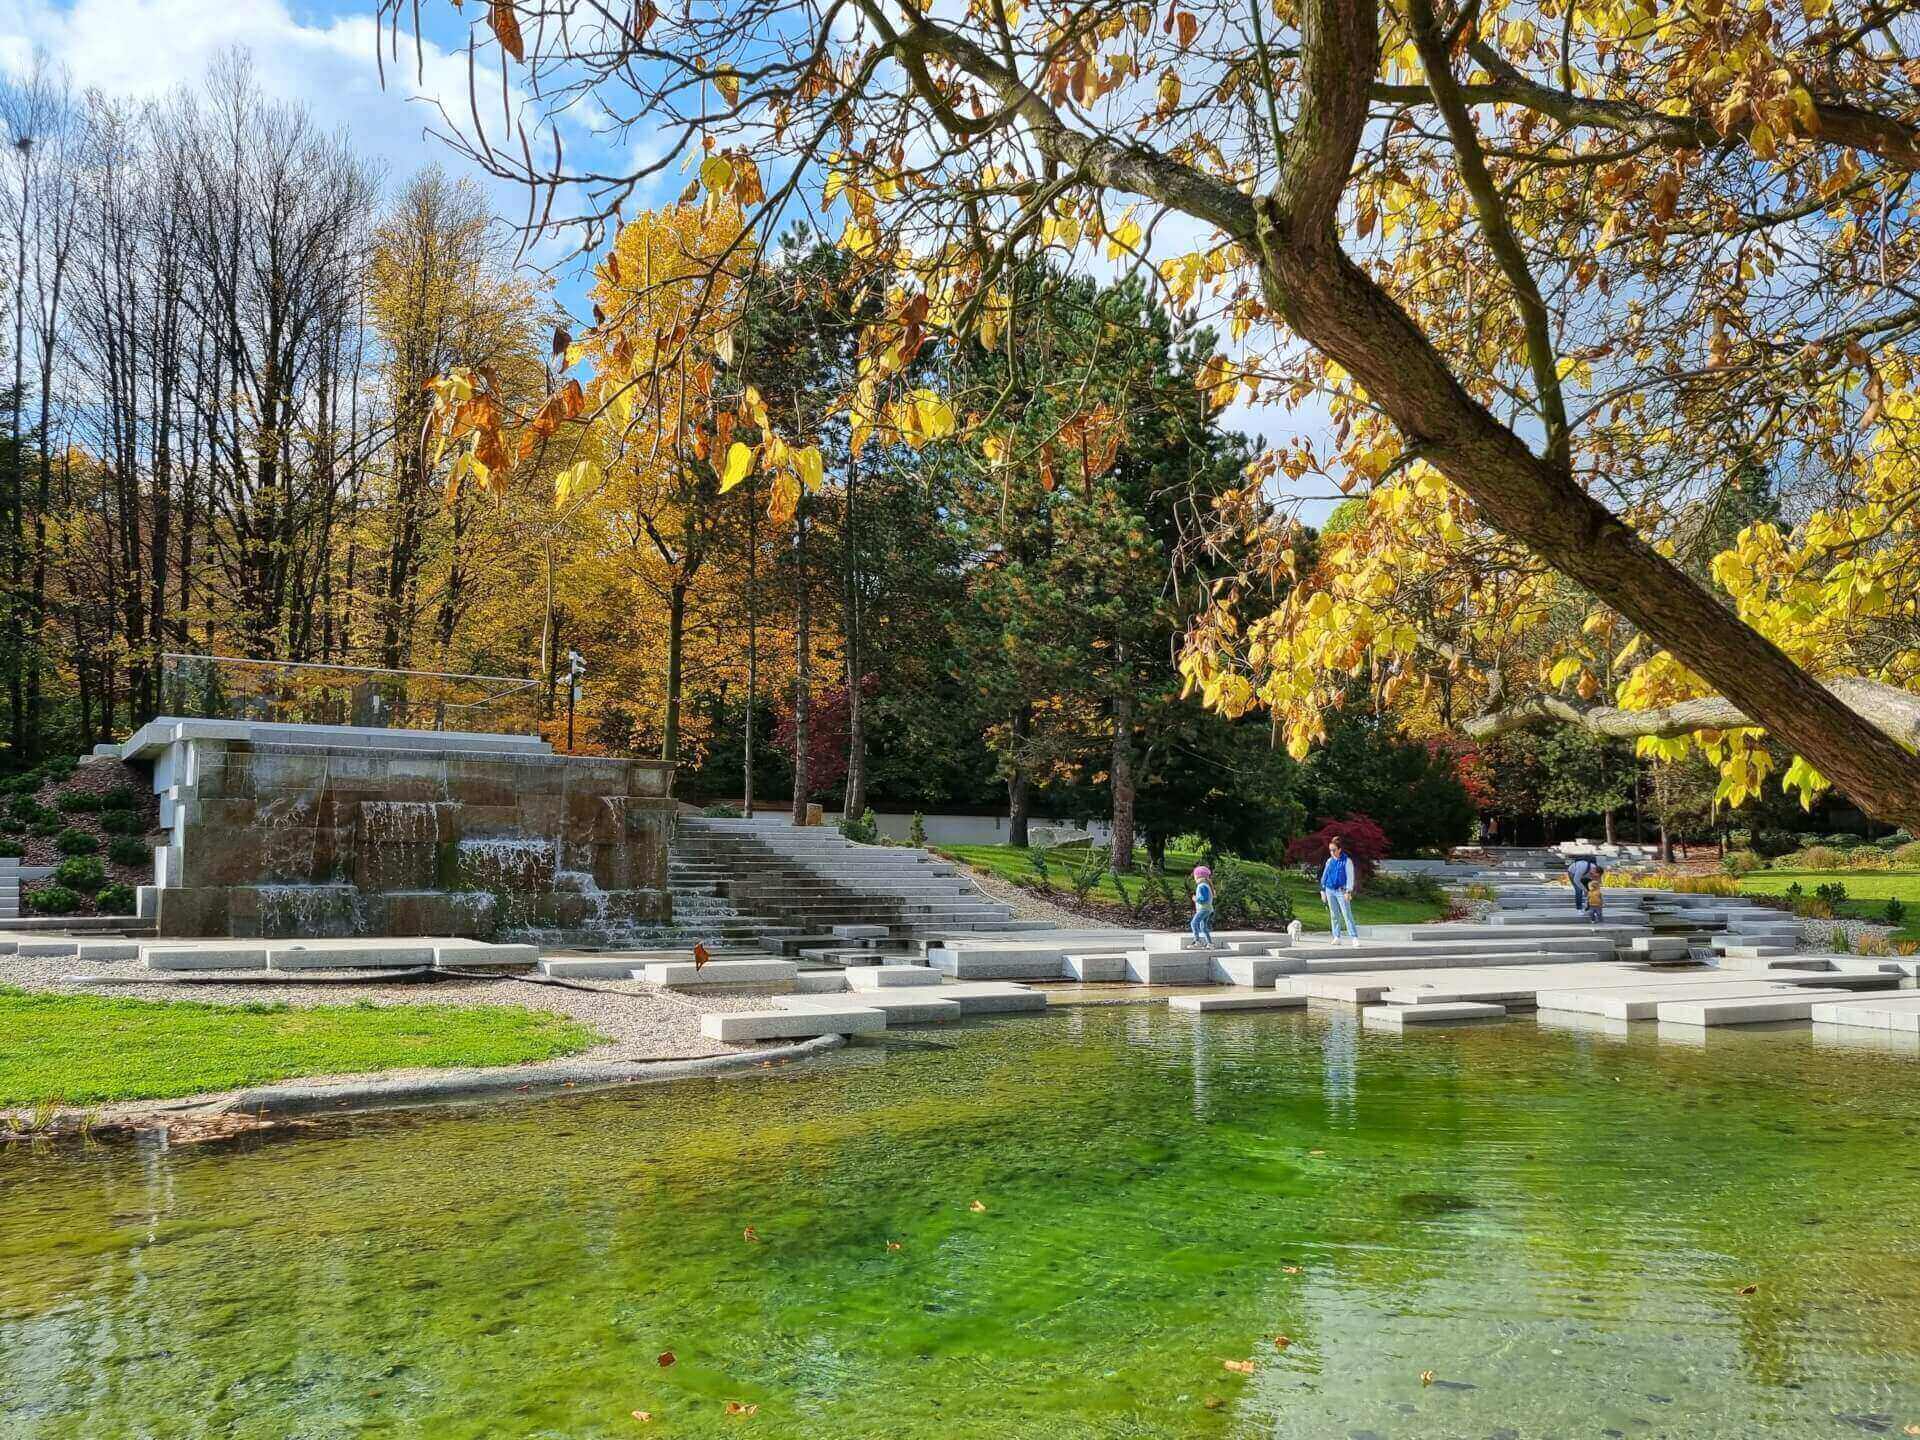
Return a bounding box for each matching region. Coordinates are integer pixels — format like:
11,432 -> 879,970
1584,865 -> 1606,926
1189,865 -> 1215,949
1321,837 -> 1359,946
1566,855 -> 1604,913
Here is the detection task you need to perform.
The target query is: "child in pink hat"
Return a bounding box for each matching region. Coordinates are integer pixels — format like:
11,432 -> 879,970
1188,865 -> 1215,948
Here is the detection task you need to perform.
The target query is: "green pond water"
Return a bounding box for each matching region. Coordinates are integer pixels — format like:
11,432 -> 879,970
4,1005 -> 1920,1440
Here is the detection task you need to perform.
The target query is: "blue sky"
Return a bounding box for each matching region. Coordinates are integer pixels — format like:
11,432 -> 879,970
0,0 -> 1347,520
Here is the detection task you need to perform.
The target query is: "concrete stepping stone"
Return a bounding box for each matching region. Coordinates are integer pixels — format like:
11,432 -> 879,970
1169,991 -> 1307,1013
432,941 -> 538,969
1122,951 -> 1216,984
1211,954 -> 1305,987
71,939 -> 142,961
269,941 -> 435,970
830,923 -> 891,941
928,946 -> 1071,980
792,971 -> 850,994
938,981 -> 1048,1015
700,1004 -> 886,1042
16,939 -> 81,958
1807,993 -> 1920,1030
1655,990 -> 1849,1026
1062,952 -> 1128,981
638,958 -> 797,987
538,957 -> 649,980
780,991 -> 960,1024
144,943 -> 269,971
845,965 -> 942,989
1536,980 -> 1806,1021
1364,1001 -> 1506,1029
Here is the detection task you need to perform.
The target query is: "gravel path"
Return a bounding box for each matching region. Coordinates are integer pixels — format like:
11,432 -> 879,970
1,954 -> 784,1062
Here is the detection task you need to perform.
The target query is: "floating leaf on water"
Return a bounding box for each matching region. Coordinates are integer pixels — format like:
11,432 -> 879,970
886,1241 -> 902,1252
969,1200 -> 987,1213
723,1400 -> 759,1416
1308,1149 -> 1326,1157
1420,1370 -> 1436,1386
1273,1335 -> 1291,1350
657,1352 -> 676,1368
1738,1283 -> 1758,1295
1282,1265 -> 1301,1275
743,1226 -> 760,1243
632,1411 -> 654,1424
1223,1359 -> 1255,1374
1202,1395 -> 1224,1410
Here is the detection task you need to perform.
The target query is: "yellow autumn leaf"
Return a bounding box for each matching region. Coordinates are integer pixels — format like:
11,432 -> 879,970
719,442 -> 755,493
795,445 -> 825,490
713,68 -> 740,105
553,458 -> 602,507
1106,214 -> 1143,260
700,155 -> 734,195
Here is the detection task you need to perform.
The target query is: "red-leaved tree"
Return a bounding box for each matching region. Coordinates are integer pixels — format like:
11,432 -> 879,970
1285,815 -> 1391,881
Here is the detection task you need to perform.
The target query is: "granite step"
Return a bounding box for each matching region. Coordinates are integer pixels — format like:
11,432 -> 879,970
1169,991 -> 1308,1013
1364,1001 -> 1507,1028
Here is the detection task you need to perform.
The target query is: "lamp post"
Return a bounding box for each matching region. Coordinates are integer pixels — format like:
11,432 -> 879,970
566,649 -> 585,751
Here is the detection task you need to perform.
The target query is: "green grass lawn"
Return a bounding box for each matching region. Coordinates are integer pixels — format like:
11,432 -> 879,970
936,843 -> 1448,929
1737,867 -> 1920,937
0,989 -> 604,1107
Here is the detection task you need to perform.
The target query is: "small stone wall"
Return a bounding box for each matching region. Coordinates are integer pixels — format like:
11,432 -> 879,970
140,725 -> 673,940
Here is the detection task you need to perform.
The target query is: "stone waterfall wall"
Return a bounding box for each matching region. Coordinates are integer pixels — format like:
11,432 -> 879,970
146,731 -> 673,939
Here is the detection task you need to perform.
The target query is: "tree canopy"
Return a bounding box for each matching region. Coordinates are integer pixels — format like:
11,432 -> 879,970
381,0 -> 1920,827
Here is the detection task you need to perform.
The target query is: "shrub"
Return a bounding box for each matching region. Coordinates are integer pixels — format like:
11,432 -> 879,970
1857,933 -> 1892,957
29,818 -> 60,837
1284,814 -> 1391,879
1210,855 -> 1295,928
1849,848 -> 1893,870
53,856 -> 106,892
1793,897 -> 1834,919
1368,871 -> 1446,905
1825,832 -> 1860,848
1067,849 -> 1108,903
97,808 -> 145,837
1462,881 -> 1498,902
838,807 -> 879,844
99,783 -> 137,810
1815,880 -> 1850,904
23,884 -> 81,915
1791,845 -> 1847,870
108,836 -> 152,867
1752,829 -> 1800,858
93,882 -> 136,914
700,802 -> 741,818
0,837 -> 24,858
1884,897 -> 1908,927
7,795 -> 47,824
909,811 -> 927,847
53,827 -> 99,856
1830,926 -> 1853,953
1720,849 -> 1765,875
54,790 -> 101,813
1894,841 -> 1920,867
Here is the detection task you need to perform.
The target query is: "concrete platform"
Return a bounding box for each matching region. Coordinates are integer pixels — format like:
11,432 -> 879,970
700,1005 -> 886,1042
927,947 -> 1070,980
1807,993 -> 1920,1030
1654,990 -> 1849,1026
638,958 -> 797,987
1062,952 -> 1129,981
144,943 -> 270,970
845,965 -> 943,989
1364,1001 -> 1506,1029
1168,991 -> 1308,1013
15,938 -> 84,957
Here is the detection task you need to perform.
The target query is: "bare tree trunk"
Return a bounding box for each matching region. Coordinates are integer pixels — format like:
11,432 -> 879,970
790,504 -> 811,825
1007,703 -> 1032,847
662,580 -> 687,769
743,476 -> 757,817
1109,681 -> 1136,874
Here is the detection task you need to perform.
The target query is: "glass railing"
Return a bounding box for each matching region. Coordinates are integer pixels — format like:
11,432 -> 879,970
158,654 -> 543,737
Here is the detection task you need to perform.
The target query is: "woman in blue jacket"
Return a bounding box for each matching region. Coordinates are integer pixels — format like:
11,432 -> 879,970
1320,837 -> 1359,945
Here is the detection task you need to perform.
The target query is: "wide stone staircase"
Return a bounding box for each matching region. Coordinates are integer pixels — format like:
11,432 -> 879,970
668,816 -> 1026,948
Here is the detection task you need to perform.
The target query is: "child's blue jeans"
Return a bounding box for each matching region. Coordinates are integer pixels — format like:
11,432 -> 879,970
1190,910 -> 1213,946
